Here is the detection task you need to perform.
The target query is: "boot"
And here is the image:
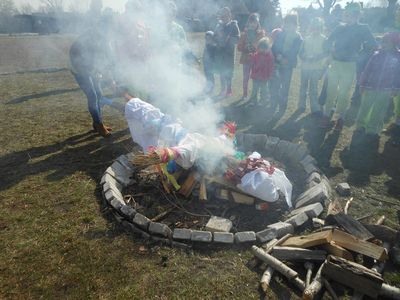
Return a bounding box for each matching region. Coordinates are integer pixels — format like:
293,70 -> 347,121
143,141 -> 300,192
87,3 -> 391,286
93,122 -> 111,137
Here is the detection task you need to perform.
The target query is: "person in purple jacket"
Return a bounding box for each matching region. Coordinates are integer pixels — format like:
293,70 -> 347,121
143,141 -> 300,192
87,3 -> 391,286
355,32 -> 400,137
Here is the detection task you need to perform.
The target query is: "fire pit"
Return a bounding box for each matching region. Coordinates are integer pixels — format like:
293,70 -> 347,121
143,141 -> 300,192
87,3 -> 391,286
101,133 -> 332,247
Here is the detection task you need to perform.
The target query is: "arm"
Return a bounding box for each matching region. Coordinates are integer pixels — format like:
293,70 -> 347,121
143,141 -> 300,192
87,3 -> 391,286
227,21 -> 240,46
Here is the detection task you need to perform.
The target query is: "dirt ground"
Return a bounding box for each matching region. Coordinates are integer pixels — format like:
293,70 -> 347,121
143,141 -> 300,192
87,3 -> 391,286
0,34 -> 399,299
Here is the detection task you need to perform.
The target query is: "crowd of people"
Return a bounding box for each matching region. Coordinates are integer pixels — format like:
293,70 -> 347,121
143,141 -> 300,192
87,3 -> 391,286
69,1 -> 400,147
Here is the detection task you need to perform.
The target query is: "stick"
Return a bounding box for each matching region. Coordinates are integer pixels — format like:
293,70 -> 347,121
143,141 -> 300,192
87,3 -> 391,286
375,215 -> 385,225
344,197 -> 353,214
303,262 -> 325,300
151,207 -> 175,222
304,262 -> 314,288
248,239 -> 278,269
356,214 -> 374,222
323,278 -> 339,300
251,246 -> 306,291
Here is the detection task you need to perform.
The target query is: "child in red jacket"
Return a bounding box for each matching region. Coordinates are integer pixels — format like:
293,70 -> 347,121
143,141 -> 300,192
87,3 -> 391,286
248,38 -> 275,105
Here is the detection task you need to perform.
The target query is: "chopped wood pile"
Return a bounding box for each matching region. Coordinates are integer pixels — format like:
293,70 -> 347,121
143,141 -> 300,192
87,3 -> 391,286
250,202 -> 400,299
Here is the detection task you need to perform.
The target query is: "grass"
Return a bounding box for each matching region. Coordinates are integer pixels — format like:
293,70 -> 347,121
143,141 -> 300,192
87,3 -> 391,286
0,34 -> 399,299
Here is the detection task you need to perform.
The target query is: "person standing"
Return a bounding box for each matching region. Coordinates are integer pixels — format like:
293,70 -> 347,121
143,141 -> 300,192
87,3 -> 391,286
69,17 -> 116,137
270,13 -> 303,113
203,31 -> 217,94
214,7 -> 240,98
355,32 -> 400,137
298,17 -> 328,115
321,3 -> 377,130
237,13 -> 266,100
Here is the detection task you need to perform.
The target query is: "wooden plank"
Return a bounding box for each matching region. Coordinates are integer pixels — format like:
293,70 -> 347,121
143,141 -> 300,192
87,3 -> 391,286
216,189 -> 230,201
362,224 -> 399,244
271,246 -> 327,261
199,177 -> 207,201
230,191 -> 255,205
281,230 -> 333,248
322,242 -> 354,261
178,171 -> 198,197
322,255 -> 383,298
325,212 -> 374,241
332,230 -> 388,262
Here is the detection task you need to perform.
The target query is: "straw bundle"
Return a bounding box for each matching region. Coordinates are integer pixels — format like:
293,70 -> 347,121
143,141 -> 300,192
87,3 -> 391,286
131,152 -> 162,168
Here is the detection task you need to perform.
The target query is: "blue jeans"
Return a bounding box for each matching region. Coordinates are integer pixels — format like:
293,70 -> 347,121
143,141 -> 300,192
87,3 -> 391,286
270,67 -> 293,112
72,72 -> 103,124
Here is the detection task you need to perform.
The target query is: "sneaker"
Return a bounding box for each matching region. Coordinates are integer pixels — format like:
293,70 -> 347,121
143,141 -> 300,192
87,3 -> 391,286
334,118 -> 344,131
319,116 -> 333,129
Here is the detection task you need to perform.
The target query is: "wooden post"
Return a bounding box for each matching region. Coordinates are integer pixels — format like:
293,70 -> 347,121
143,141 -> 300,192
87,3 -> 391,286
251,246 -> 305,291
303,262 -> 325,300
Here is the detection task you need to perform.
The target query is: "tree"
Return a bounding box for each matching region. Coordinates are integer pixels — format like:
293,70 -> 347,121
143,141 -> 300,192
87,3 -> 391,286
19,2 -> 34,14
317,0 -> 343,19
40,0 -> 64,13
0,0 -> 17,16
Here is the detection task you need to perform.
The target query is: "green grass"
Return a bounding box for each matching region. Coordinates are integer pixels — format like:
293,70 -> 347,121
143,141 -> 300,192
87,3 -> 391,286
0,34 -> 399,299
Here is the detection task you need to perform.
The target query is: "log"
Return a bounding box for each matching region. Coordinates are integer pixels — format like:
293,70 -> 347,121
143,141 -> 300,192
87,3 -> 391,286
262,234 -> 292,251
325,212 -> 374,241
322,255 -> 384,298
271,246 -> 327,261
322,278 -> 339,300
251,246 -> 305,291
282,230 -> 332,248
362,224 -> 398,244
248,239 -> 278,269
332,230 -> 388,261
303,263 -> 325,300
179,171 -> 198,197
322,242 -> 354,261
199,177 -> 207,201
260,267 -> 274,293
312,218 -> 325,228
304,262 -> 314,288
379,283 -> 400,299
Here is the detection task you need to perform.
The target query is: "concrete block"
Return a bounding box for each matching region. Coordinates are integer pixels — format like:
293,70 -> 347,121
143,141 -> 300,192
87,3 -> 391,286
291,144 -> 309,163
100,173 -> 122,190
294,183 -> 329,209
300,155 -> 317,166
302,162 -> 319,176
104,188 -> 124,205
263,136 -> 280,155
133,213 -> 151,230
336,182 -> 351,196
235,231 -> 256,243
289,202 -> 324,218
267,222 -> 294,238
120,205 -> 137,220
205,216 -> 233,233
321,175 -> 333,196
191,230 -> 212,243
116,154 -> 135,172
149,222 -> 172,237
107,163 -> 133,187
273,140 -> 292,161
307,172 -> 322,184
256,227 -> 277,243
213,232 -> 234,244
173,228 -> 192,241
103,180 -> 123,195
285,212 -> 309,228
241,134 -> 269,152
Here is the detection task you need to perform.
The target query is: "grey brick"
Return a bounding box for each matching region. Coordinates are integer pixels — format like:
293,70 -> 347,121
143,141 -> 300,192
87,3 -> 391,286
104,188 -> 124,205
307,172 -> 322,184
116,155 -> 135,172
191,230 -> 212,243
133,213 -> 151,230
107,163 -> 133,187
274,140 -> 292,161
267,222 -> 294,238
110,198 -> 124,211
291,144 -> 309,163
295,183 -> 329,209
120,205 -> 137,220
336,182 -> 351,196
256,227 -> 277,243
285,212 -> 309,228
173,228 -> 192,241
148,222 -> 172,237
235,231 -> 256,243
213,232 -> 234,244
103,180 -> 123,196
205,216 -> 232,233
263,136 -> 280,155
289,202 -> 324,218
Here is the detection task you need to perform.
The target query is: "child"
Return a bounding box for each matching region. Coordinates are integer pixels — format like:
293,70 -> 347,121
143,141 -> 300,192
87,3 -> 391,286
237,13 -> 266,100
270,13 -> 303,113
298,17 -> 327,114
214,7 -> 240,98
355,32 -> 400,137
203,31 -> 217,94
248,38 -> 275,105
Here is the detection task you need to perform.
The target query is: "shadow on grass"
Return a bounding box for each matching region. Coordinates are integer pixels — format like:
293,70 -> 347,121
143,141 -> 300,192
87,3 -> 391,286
6,88 -> 80,104
0,128 -> 132,193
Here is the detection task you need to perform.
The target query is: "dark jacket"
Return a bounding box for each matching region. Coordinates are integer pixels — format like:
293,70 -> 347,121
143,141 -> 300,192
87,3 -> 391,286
360,49 -> 400,91
271,29 -> 302,68
325,23 -> 377,62
203,42 -> 217,72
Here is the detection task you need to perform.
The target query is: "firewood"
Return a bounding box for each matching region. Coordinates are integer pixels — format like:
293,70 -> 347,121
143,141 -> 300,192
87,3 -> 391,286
281,230 -> 332,248
216,189 -> 230,201
322,278 -> 339,300
322,242 -> 354,261
199,177 -> 207,201
371,241 -> 390,274
362,224 -> 398,244
304,262 -> 314,288
376,215 -> 386,225
249,239 -> 278,270
230,191 -> 255,205
344,197 -> 353,214
379,283 -> 400,299
325,212 -> 374,241
312,218 -> 325,228
322,255 -> 384,298
331,230 -> 388,261
303,263 -> 325,300
271,246 -> 327,262
151,207 -> 175,222
260,267 -> 274,293
251,246 -> 306,291
179,171 -> 198,197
